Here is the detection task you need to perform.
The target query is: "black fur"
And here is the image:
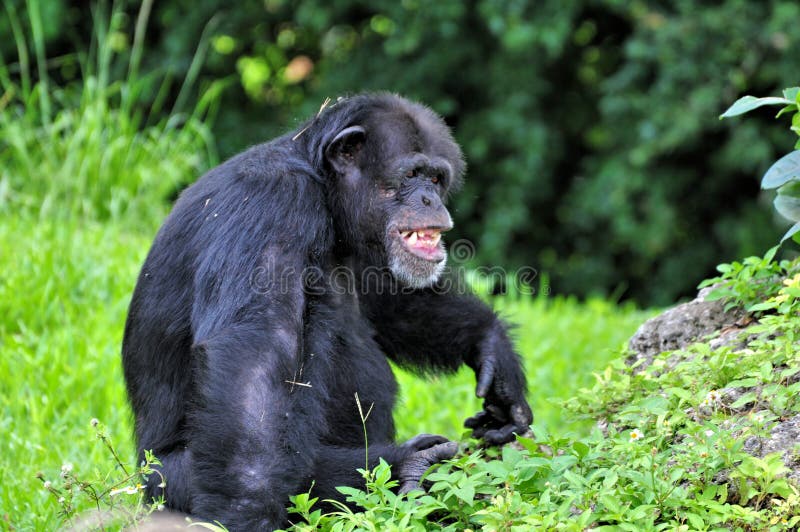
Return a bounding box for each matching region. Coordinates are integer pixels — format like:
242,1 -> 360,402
122,93 -> 532,530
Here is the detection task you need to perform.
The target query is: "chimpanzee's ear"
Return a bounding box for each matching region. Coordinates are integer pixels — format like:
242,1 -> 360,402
325,125 -> 366,173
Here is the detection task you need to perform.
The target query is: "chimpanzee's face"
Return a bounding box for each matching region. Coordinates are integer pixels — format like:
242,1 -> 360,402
325,103 -> 464,288
376,150 -> 455,288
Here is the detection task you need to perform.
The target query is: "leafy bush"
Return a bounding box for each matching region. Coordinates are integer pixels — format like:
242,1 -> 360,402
722,87 -> 800,243
0,0 -> 219,223
698,245 -> 798,311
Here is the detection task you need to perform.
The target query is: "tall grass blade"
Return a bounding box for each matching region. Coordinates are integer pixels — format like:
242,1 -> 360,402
26,0 -> 50,123
172,14 -> 220,116
2,0 -> 31,97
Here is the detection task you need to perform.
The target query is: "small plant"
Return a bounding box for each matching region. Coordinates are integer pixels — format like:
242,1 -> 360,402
721,87 -> 800,243
729,452 -> 793,511
37,419 -> 163,530
697,245 -> 800,311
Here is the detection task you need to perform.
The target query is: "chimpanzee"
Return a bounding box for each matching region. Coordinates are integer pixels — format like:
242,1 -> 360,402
122,93 -> 532,530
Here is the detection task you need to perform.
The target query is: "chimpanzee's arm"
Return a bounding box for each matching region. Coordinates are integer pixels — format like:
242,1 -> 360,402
363,287 -> 533,445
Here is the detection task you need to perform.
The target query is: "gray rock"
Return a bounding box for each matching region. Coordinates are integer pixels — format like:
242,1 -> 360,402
627,286 -> 747,368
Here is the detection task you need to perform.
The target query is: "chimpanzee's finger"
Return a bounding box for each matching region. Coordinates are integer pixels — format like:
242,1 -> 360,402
482,424 -> 521,446
465,409 -> 505,439
402,433 -> 450,452
425,441 -> 459,462
475,357 -> 496,398
464,409 -> 492,429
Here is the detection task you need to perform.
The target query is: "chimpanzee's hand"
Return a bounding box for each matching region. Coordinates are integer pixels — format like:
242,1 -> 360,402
465,323 -> 533,445
397,434 -> 458,494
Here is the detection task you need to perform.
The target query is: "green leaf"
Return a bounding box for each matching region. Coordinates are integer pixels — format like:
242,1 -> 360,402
686,512 -> 705,530
747,301 -> 776,312
599,494 -> 621,514
784,87 -> 800,101
701,288 -> 735,301
551,454 -> 578,472
781,221 -> 800,243
603,470 -> 619,489
730,391 -> 757,409
775,104 -> 797,118
775,180 -> 800,213
720,95 -> 794,119
759,361 -> 773,380
665,386 -> 692,401
336,486 -> 362,498
514,434 -> 540,455
373,462 -> 392,485
452,482 -> 475,505
764,244 -> 780,263
572,441 -> 590,459
638,394 -> 670,415
482,460 -> 511,480
563,469 -> 588,487
762,151 -> 800,189
669,468 -> 686,483
627,504 -> 656,521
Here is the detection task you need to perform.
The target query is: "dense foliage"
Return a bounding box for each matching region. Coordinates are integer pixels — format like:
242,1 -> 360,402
4,0 -> 800,304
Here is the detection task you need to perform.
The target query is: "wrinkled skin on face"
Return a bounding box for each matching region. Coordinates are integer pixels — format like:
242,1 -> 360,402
325,101 -> 465,288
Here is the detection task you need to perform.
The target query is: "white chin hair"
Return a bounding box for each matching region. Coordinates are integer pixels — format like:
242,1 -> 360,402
389,255 -> 447,289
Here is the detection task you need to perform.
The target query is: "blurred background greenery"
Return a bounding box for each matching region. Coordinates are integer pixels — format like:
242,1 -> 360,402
3,0 -> 799,304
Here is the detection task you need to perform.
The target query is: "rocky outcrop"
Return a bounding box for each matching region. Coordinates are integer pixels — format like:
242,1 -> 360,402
627,286 -> 749,368
627,287 -> 799,485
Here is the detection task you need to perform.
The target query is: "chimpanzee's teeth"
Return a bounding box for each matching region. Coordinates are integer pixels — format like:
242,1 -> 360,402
401,229 -> 444,248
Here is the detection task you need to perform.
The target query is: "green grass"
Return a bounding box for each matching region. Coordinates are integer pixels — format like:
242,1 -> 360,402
0,1 -> 220,224
0,219 -> 147,530
0,214 -> 650,530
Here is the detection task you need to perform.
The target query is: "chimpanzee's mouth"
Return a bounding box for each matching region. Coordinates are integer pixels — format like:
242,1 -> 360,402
397,228 -> 446,262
